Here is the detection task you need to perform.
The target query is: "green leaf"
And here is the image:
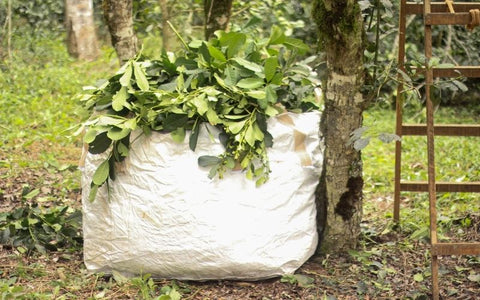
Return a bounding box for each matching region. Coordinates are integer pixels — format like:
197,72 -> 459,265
219,32 -> 246,58
224,65 -> 240,86
246,90 -> 266,99
112,87 -> 128,111
206,108 -> 221,125
255,176 -> 267,187
191,94 -> 208,115
353,137 -> 371,151
289,64 -> 311,77
294,274 -> 315,288
88,132 -> 112,154
23,189 -> 40,200
123,118 -> 137,130
189,122 -> 200,151
245,123 -> 264,147
119,63 -> 133,87
88,183 -> 99,202
452,80 -> 468,92
284,37 -> 310,54
231,57 -> 262,73
265,85 -> 277,104
117,141 -> 129,157
224,114 -> 248,120
170,127 -> 186,143
92,160 -> 110,186
413,273 -> 424,282
226,120 -> 246,134
163,114 -> 189,131
207,45 -> 227,62
84,128 -> 98,144
268,25 -> 286,45
237,77 -> 264,89
176,73 -> 185,91
199,42 -> 211,63
97,116 -> 124,126
264,56 -> 278,82
242,15 -> 262,30
133,62 -> 150,91
198,155 -> 222,167
208,165 -> 219,179
107,126 -> 131,141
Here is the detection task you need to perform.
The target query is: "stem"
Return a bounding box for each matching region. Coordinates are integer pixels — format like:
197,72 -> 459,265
167,20 -> 189,50
372,0 -> 381,86
7,0 -> 12,59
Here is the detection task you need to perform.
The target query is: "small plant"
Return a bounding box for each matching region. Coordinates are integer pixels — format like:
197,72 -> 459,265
0,189 -> 82,254
0,278 -> 24,300
80,26 -> 320,201
113,272 -> 182,300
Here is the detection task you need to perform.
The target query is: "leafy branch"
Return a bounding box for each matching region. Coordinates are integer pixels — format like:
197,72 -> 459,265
80,27 -> 321,201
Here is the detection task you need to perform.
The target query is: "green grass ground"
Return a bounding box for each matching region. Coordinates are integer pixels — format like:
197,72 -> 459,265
1,34 -> 479,299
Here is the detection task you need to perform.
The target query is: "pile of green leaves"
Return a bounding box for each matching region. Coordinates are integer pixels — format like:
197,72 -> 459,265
0,201 -> 82,254
81,26 -> 320,201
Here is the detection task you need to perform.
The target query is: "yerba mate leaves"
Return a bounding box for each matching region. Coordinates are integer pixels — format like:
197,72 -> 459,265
81,27 -> 320,200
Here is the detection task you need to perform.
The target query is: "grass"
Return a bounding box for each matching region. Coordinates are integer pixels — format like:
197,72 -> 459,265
362,103 -> 480,241
1,33 -> 479,299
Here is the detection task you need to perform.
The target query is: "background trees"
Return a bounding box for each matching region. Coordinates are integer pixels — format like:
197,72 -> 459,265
103,0 -> 138,63
65,0 -> 99,60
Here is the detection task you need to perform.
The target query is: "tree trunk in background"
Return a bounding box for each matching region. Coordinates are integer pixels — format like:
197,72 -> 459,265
103,0 -> 138,64
65,0 -> 99,61
204,0 -> 233,39
313,0 -> 366,252
159,0 -> 174,51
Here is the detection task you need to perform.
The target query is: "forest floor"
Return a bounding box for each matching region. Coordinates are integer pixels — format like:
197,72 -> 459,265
1,141 -> 479,299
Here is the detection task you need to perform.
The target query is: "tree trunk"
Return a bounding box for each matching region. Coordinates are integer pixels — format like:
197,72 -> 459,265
204,0 -> 233,39
313,0 -> 366,252
65,0 -> 99,61
159,0 -> 174,51
103,0 -> 138,64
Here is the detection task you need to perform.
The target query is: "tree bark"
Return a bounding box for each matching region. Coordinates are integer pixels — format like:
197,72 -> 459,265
65,0 -> 99,61
204,0 -> 233,39
159,0 -> 174,51
313,0 -> 366,252
103,0 -> 138,64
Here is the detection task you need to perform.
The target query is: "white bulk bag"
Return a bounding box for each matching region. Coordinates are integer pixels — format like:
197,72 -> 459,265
81,111 -> 323,280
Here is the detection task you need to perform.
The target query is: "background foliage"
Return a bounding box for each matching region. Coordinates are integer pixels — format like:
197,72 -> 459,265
0,0 -> 479,298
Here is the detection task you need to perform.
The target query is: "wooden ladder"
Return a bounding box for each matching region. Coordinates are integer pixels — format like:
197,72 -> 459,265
394,1 -> 480,299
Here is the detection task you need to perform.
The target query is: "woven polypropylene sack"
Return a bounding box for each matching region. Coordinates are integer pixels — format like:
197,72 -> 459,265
81,111 -> 323,280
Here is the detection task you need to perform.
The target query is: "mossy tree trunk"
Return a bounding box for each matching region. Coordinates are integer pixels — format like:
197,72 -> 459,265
103,0 -> 138,64
204,0 -> 233,39
313,0 -> 366,252
65,0 -> 99,61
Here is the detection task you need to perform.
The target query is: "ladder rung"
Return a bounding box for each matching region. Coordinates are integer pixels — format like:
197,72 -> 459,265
400,181 -> 480,192
432,242 -> 480,256
406,2 -> 480,15
433,66 -> 480,78
410,66 -> 480,78
425,12 -> 472,25
402,124 -> 480,136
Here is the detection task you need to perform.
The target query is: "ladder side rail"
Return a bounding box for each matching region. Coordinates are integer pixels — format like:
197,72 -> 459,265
394,0 -> 408,223
423,1 -> 440,299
